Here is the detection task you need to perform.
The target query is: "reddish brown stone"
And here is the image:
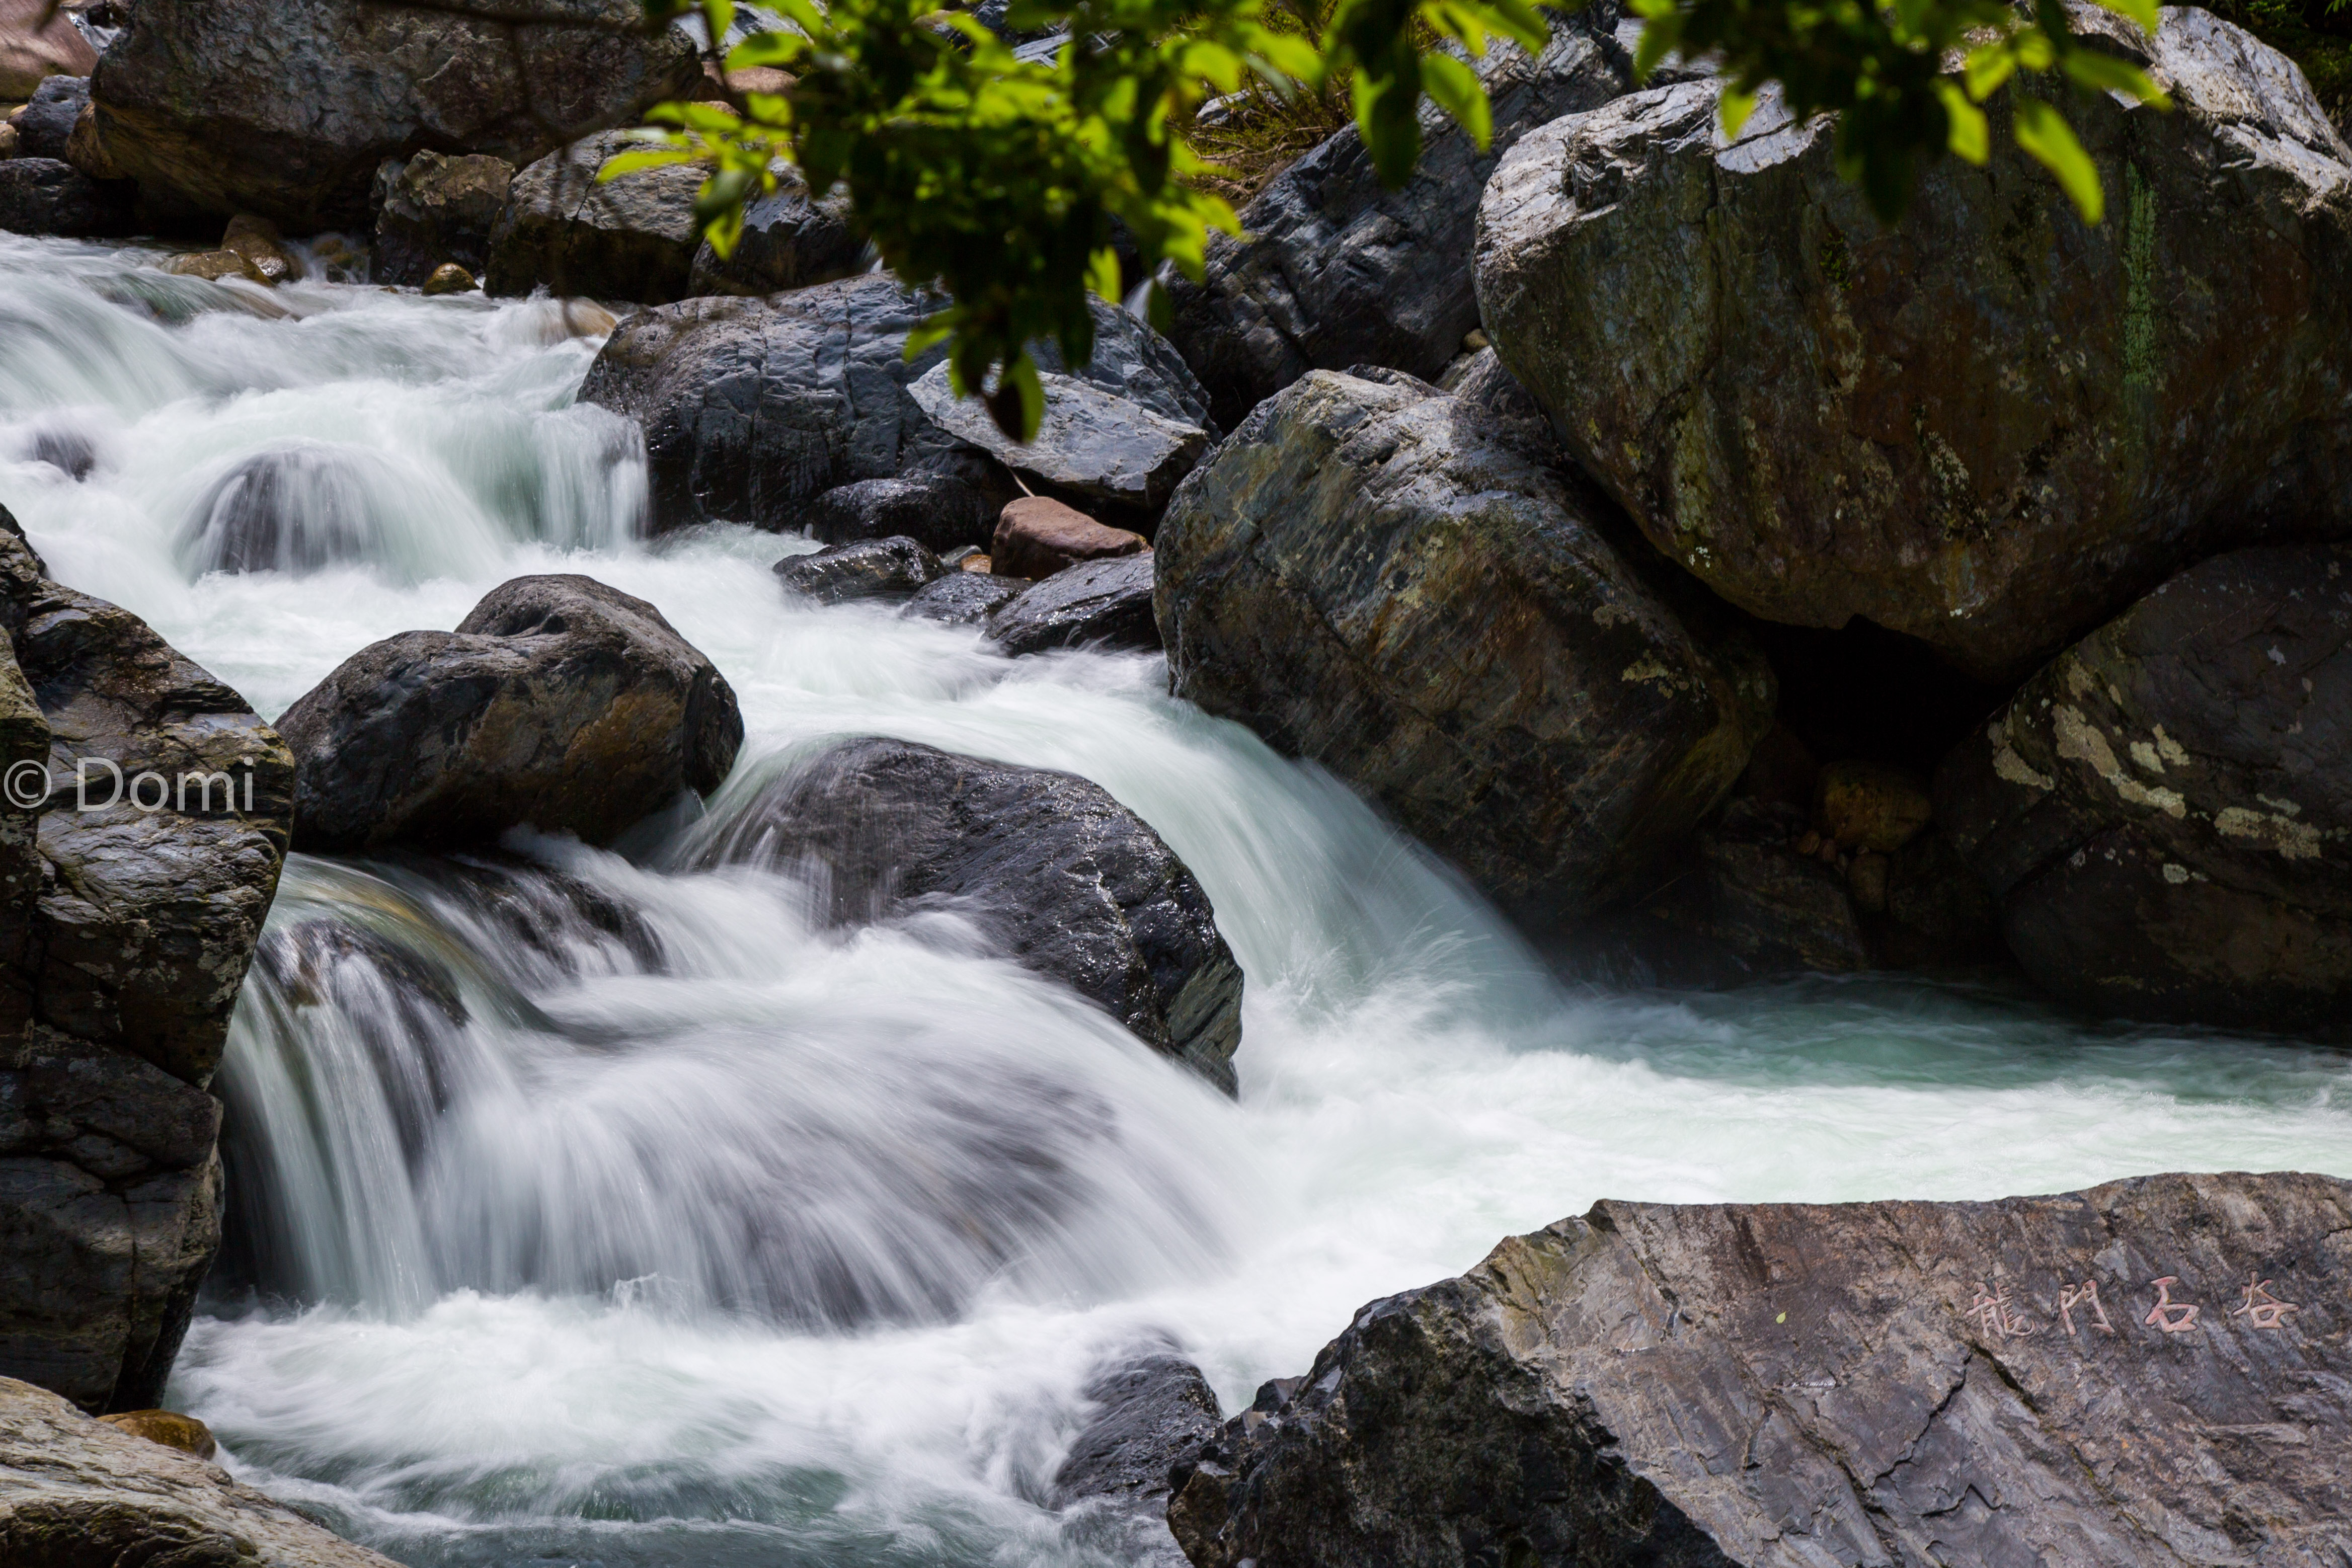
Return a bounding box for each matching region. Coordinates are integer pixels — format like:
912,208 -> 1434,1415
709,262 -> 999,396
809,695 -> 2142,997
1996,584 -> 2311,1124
990,497 -> 1147,581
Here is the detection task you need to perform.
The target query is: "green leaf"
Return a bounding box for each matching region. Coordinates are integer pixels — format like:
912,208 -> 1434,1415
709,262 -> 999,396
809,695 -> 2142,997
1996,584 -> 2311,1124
904,318 -> 955,360
1085,245 -> 1123,302
693,165 -> 757,231
1963,44 -> 2016,102
1936,80 -> 1989,163
2062,49 -> 2171,107
727,31 -> 810,68
599,147 -> 696,180
2013,97 -> 2104,222
985,355 -> 1045,441
703,0 -> 736,45
1421,52 -> 1492,149
1718,84 -> 1757,139
2089,0 -> 2161,35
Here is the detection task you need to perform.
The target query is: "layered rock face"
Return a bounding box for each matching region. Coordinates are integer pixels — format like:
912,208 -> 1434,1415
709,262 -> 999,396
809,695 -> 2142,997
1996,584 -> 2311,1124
1476,5 -> 2352,678
695,737 -> 1244,1092
0,512 -> 293,1414
485,128 -> 704,303
1168,8 -> 1633,428
1155,359 -> 1774,927
1938,543 -> 2352,1029
277,574 -> 743,852
84,0 -> 700,229
0,1375 -> 398,1566
1171,1171 -> 2352,1568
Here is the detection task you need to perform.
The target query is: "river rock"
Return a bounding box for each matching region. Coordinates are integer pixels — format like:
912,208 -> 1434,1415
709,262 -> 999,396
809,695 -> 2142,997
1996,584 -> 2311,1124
900,572 -> 1025,626
277,573 -> 744,852
1170,1170 -> 2352,1568
0,1375 -> 398,1565
222,213 -> 296,285
909,362 -> 1213,515
485,129 -> 704,304
986,554 -> 1159,656
1623,798 -> 1875,979
83,0 -> 701,230
687,177 -> 864,296
0,507 -> 293,1414
1054,1352 -> 1222,1566
697,736 -> 1244,1091
993,496 -> 1148,579
1166,10 -> 1632,429
773,536 -> 948,604
1156,360 -> 1774,928
1937,543 -> 2352,1030
372,150 -> 513,288
14,75 -> 85,162
96,1407 -> 217,1458
801,475 -> 997,555
0,0 -> 96,103
1476,6 -> 2352,679
0,156 -> 132,236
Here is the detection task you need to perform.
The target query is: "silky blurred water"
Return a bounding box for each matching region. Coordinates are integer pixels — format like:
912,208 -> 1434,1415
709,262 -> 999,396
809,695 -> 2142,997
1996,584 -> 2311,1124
4,229 -> 2348,1567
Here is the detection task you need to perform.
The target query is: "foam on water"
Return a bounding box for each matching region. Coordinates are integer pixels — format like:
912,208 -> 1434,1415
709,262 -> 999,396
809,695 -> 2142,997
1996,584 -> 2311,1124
5,230 -> 2350,1566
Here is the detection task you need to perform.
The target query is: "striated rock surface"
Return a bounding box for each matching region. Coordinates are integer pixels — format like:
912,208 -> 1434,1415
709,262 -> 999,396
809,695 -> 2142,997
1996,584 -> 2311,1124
1171,1170 -> 2352,1568
277,573 -> 742,852
1938,543 -> 2352,1030
1156,359 -> 1773,928
0,508 -> 293,1414
0,1375 -> 398,1565
485,128 -> 703,303
1168,10 -> 1633,429
696,737 -> 1244,1092
987,554 -> 1159,656
372,150 -> 513,288
84,0 -> 700,230
1477,6 -> 2352,678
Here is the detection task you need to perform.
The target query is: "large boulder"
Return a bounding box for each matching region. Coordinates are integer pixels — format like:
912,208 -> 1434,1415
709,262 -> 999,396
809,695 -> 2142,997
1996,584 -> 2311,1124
1937,543 -> 2352,1030
0,156 -> 133,237
371,150 -> 513,288
1171,1170 -> 2352,1568
0,0 -> 96,103
485,128 -> 703,303
0,509 -> 293,1415
1155,358 -> 1774,929
1166,9 -> 1632,430
83,0 -> 700,230
1476,6 -> 2352,679
276,574 -> 743,852
695,737 -> 1244,1092
686,177 -> 864,297
0,1376 -> 398,1565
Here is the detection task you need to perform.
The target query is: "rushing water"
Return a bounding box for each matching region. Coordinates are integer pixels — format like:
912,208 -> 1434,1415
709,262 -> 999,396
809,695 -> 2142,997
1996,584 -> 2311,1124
5,229 -> 2351,1566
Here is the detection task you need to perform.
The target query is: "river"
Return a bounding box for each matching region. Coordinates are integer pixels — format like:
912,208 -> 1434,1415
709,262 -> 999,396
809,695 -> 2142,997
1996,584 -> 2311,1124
4,228 -> 2348,1566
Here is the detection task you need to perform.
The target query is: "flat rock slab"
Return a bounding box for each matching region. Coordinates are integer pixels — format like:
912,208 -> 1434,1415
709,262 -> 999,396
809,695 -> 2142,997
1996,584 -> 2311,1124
1171,1170 -> 2352,1568
910,362 -> 1211,513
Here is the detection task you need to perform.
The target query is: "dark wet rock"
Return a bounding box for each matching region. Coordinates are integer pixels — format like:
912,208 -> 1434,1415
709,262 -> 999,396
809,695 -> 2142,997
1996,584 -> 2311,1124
1878,823 -> 2002,969
485,129 -> 703,304
1156,362 -> 1774,931
371,150 -> 513,288
578,282 -> 1200,533
219,213 -> 296,285
687,178 -> 864,296
1055,1352 -> 1222,1567
83,0 -> 700,230
1622,798 -> 1874,979
20,424 -> 98,483
422,262 -> 476,295
900,571 -> 1025,627
1937,543 -> 2352,1030
0,507 -> 293,1414
277,573 -> 744,853
1477,7 -> 2352,679
910,362 -> 1212,514
0,1375 -> 398,1565
773,536 -> 948,605
992,496 -> 1148,581
1815,759 -> 1934,854
15,75 -> 87,162
0,156 -> 133,237
1167,12 -> 1632,429
697,737 -> 1244,1091
801,475 -> 997,556
176,442 -> 398,576
986,554 -> 1159,656
1170,1170 -> 2352,1568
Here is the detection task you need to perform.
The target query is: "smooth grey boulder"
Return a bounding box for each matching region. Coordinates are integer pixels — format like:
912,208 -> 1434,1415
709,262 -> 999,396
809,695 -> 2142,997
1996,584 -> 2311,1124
1937,543 -> 2352,1031
1166,9 -> 1632,429
1155,359 -> 1774,929
801,475 -> 997,555
15,75 -> 87,162
83,0 -> 700,229
911,363 -> 1212,514
773,536 -> 947,604
1171,1171 -> 2352,1568
687,178 -> 864,296
694,737 -> 1244,1092
0,1376 -> 398,1566
0,508 -> 292,1415
485,129 -> 703,303
1477,6 -> 2352,679
0,158 -> 133,237
900,571 -> 1025,626
986,553 -> 1159,656
371,150 -> 513,288
277,574 -> 743,852
1055,1352 -> 1222,1567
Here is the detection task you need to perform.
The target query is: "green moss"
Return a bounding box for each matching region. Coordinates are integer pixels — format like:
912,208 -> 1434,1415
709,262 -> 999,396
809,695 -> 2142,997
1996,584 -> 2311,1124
1819,223 -> 1854,290
2123,162 -> 2156,402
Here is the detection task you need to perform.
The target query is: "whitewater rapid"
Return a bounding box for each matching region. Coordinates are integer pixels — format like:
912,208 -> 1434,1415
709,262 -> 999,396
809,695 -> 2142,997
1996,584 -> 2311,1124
5,228 -> 2350,1567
